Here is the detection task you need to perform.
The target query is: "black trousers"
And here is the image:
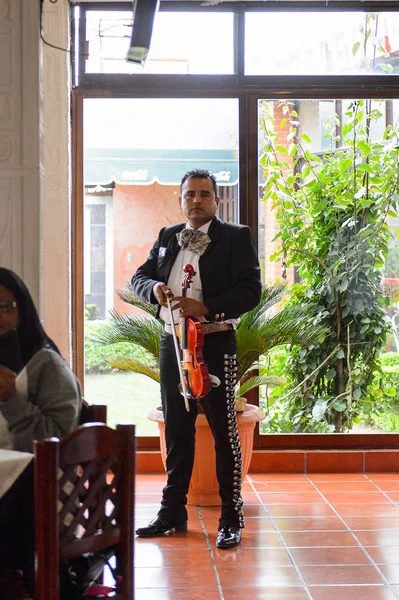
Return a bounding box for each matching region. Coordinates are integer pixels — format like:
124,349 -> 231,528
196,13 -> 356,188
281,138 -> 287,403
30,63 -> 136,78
0,461 -> 35,595
158,329 -> 244,529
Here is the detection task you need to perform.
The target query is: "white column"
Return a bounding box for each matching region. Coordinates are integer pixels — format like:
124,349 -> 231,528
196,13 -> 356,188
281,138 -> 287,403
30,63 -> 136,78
0,0 -> 71,362
0,0 -> 42,308
42,0 -> 71,360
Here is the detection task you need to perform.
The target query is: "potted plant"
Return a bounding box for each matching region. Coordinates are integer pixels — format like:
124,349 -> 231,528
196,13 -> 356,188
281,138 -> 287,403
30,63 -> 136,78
97,284 -> 327,387
93,284 -> 328,503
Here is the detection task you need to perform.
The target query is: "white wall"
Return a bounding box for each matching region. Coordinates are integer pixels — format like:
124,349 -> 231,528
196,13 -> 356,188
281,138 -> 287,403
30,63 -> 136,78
0,0 -> 71,361
0,1 -> 42,308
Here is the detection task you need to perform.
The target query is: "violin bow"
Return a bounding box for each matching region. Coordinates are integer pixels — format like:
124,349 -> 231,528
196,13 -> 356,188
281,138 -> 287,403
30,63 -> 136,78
166,295 -> 190,412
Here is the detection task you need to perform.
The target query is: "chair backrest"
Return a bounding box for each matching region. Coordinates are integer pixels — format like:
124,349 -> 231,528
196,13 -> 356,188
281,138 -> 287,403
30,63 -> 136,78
79,398 -> 107,425
34,423 -> 135,600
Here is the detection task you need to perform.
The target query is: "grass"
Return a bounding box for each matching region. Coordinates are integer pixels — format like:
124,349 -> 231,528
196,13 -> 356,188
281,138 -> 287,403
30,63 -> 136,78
84,371 -> 161,436
84,369 -> 387,437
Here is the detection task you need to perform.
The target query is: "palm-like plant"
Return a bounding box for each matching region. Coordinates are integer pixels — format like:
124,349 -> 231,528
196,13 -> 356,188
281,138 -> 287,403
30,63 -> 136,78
235,286 -> 329,397
92,283 -> 329,399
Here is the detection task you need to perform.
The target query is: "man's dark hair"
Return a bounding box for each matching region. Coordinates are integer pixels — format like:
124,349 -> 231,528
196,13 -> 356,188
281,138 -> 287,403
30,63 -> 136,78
180,169 -> 217,195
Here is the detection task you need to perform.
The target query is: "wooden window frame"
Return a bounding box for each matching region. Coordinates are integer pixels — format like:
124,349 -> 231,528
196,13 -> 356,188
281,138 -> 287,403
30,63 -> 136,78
72,1 -> 399,450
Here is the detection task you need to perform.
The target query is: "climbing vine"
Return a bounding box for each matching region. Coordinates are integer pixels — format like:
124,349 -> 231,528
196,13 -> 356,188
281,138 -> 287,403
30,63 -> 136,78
259,98 -> 399,431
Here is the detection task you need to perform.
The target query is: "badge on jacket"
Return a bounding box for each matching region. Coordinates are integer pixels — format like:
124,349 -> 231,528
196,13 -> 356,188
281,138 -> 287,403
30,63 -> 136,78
159,247 -> 168,257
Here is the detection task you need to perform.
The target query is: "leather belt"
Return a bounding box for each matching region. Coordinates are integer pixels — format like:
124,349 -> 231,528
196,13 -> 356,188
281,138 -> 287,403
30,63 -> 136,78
164,322 -> 234,335
202,322 -> 234,334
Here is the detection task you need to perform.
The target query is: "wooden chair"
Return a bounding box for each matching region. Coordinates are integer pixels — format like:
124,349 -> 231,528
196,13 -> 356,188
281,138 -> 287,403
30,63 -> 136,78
34,423 -> 135,600
79,398 -> 107,425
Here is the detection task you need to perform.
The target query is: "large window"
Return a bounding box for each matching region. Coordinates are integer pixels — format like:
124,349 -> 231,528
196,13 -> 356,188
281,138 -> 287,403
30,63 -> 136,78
258,98 -> 399,435
84,10 -> 235,75
245,12 -> 399,75
72,1 -> 399,449
82,97 -> 238,435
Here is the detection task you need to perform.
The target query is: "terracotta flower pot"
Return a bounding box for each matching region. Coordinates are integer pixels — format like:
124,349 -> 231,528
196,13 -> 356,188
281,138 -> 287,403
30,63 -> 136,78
148,403 -> 265,506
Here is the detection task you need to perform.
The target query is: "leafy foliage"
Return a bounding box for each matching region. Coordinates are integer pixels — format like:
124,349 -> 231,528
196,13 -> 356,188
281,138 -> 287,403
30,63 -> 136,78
85,304 -> 99,321
380,352 -> 399,367
89,285 -> 162,382
351,13 -> 394,74
259,98 -> 399,431
84,320 -> 154,375
91,283 -> 329,399
235,285 -> 329,397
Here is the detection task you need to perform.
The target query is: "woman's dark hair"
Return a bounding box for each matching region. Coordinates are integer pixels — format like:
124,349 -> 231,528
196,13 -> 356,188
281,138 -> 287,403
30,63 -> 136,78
0,268 -> 60,365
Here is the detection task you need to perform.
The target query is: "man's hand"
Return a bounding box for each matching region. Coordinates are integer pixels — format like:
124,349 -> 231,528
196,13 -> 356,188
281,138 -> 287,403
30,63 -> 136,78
0,365 -> 16,402
153,282 -> 173,308
171,297 -> 209,318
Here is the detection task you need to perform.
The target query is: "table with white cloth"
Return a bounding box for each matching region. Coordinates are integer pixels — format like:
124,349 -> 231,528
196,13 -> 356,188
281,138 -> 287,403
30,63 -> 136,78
0,448 -> 33,499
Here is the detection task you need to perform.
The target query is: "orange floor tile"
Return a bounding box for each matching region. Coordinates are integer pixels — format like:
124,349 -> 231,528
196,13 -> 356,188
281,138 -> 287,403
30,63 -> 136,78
133,472 -> 399,600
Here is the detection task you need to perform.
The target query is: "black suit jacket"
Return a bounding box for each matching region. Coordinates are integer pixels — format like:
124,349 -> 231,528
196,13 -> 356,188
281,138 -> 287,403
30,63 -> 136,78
131,217 -> 262,321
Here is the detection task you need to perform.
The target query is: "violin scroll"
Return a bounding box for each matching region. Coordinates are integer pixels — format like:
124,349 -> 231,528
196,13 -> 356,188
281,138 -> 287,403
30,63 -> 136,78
182,263 -> 196,291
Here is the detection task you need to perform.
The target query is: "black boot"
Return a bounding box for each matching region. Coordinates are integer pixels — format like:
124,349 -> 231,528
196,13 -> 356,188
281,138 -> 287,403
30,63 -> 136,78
216,526 -> 242,549
136,516 -> 188,537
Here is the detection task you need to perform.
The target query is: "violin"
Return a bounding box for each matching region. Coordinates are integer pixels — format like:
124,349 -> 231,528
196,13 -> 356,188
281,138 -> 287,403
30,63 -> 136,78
178,264 -> 211,401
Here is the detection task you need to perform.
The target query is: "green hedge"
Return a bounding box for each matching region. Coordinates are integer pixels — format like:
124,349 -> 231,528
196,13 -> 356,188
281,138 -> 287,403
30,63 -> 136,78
371,410 -> 399,432
369,353 -> 399,431
374,354 -> 399,404
84,320 -> 155,374
379,352 -> 399,367
378,365 -> 399,398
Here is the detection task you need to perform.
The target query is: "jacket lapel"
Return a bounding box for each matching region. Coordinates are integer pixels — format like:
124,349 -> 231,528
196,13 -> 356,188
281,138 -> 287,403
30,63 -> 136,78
201,217 -> 221,258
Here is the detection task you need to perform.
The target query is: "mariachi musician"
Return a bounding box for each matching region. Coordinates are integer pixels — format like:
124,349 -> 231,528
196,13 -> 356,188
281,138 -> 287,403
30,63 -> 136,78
132,169 -> 261,549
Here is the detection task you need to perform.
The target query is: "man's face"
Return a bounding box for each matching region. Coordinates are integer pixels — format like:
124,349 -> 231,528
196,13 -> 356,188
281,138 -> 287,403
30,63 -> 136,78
179,177 -> 220,228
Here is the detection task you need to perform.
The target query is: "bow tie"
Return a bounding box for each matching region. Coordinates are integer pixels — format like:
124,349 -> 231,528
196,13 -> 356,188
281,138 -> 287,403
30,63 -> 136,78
176,229 -> 211,256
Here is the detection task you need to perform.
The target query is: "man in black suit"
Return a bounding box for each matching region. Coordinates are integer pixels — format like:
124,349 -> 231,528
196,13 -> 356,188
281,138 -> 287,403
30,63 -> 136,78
132,169 -> 261,548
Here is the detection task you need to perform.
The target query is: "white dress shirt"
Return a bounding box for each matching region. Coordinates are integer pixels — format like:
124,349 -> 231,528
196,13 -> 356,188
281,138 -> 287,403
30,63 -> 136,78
159,221 -> 210,326
158,221 -> 239,328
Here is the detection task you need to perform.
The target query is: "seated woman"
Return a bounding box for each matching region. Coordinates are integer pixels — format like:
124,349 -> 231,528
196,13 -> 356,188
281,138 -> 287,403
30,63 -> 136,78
0,267 -> 81,451
0,267 -> 82,598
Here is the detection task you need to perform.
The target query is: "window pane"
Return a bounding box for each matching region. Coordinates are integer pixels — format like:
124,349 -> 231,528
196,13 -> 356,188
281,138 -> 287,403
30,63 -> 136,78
83,98 -> 239,435
246,12 -> 399,75
85,11 -> 234,75
258,98 -> 399,435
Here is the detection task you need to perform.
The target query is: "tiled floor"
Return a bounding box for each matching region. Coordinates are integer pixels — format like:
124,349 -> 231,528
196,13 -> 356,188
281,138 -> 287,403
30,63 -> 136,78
134,473 -> 399,600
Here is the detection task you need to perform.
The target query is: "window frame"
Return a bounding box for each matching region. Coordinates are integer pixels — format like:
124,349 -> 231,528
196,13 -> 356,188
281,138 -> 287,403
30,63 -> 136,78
72,1 -> 399,450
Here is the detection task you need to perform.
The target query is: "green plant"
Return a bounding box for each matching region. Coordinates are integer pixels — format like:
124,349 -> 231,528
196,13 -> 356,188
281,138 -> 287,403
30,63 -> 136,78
364,362 -> 399,432
259,98 -> 399,431
384,233 -> 399,278
92,283 -> 329,401
89,290 -> 162,381
379,351 -> 399,367
351,12 -> 393,74
258,346 -> 295,433
85,320 -> 155,375
234,285 -> 328,397
85,304 -> 99,321
372,411 -> 399,432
